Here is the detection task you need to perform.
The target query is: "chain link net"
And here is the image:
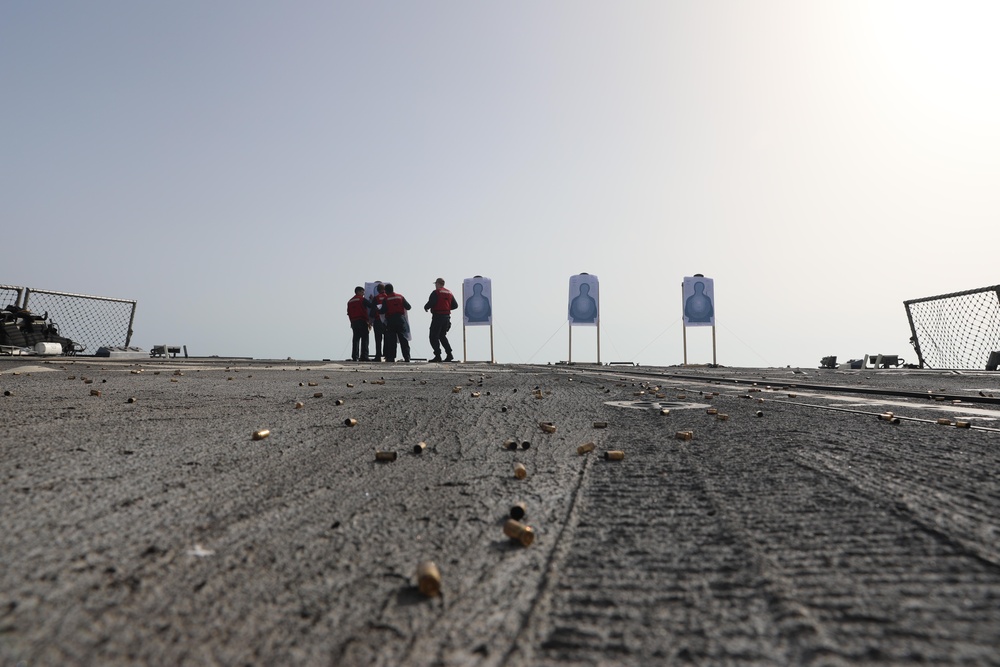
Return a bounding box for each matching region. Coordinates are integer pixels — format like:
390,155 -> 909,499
1,285 -> 23,309
0,285 -> 136,354
905,285 -> 1000,369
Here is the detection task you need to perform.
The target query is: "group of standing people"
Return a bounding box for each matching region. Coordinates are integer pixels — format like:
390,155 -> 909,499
346,278 -> 458,363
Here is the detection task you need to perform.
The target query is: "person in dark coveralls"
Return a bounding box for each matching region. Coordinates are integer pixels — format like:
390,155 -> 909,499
424,278 -> 459,362
369,282 -> 387,362
347,286 -> 371,361
379,283 -> 411,362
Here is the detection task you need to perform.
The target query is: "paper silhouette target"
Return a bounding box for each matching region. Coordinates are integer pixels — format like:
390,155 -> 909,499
568,274 -> 599,326
683,276 -> 715,327
463,277 -> 493,326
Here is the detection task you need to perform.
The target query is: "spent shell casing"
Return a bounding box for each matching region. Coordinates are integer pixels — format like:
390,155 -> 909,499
344,418 -> 358,427
416,560 -> 441,597
252,429 -> 270,440
604,450 -> 625,460
501,406 -> 508,412
452,386 -> 462,393
513,462 -> 527,479
90,389 -> 101,396
936,418 -> 952,426
756,410 -> 764,417
577,442 -> 596,455
521,441 -> 531,450
308,381 -> 318,387
717,414 -> 730,421
313,392 -> 324,398
660,408 -> 670,416
413,441 -> 427,454
706,407 -> 718,415
126,397 -> 137,404
675,430 -> 694,441
375,450 -> 397,462
295,401 -> 304,409
471,391 -> 481,398
539,422 -> 557,434
593,421 -> 608,428
503,438 -> 518,450
956,421 -> 971,429
509,502 -> 527,520
334,399 -> 344,406
503,519 -> 535,547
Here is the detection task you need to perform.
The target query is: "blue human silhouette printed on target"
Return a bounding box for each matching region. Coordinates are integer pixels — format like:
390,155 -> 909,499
465,282 -> 491,322
685,281 -> 714,323
570,282 -> 598,323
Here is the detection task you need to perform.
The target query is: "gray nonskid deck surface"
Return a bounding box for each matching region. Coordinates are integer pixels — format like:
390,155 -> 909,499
1,359 -> 998,666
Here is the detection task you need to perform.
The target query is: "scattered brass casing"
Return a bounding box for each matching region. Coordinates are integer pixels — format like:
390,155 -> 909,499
416,560 -> 441,597
503,519 -> 535,547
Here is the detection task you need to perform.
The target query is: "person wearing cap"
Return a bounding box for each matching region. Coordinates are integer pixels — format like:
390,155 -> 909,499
424,278 -> 459,362
346,286 -> 371,362
379,283 -> 412,362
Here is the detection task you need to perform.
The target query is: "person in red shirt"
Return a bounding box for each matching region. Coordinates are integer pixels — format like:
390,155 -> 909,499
379,283 -> 412,362
346,286 -> 371,362
424,278 -> 459,362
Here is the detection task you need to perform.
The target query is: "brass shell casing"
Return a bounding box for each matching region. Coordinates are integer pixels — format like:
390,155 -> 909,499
252,429 -> 270,440
344,418 -> 358,427
509,502 -> 527,520
577,442 -> 596,455
413,441 -> 427,454
416,560 -> 441,597
513,463 -> 527,479
503,519 -> 535,546
375,450 -> 397,462
604,450 -> 625,461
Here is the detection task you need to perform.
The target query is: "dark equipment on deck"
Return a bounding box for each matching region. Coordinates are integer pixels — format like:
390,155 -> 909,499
0,305 -> 81,354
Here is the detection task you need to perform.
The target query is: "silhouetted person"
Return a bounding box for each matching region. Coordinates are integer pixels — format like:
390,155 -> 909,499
684,281 -> 714,323
569,282 -> 597,323
464,282 -> 491,323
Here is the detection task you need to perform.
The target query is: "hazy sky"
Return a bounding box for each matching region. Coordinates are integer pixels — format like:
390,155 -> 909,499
4,1 -> 998,367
